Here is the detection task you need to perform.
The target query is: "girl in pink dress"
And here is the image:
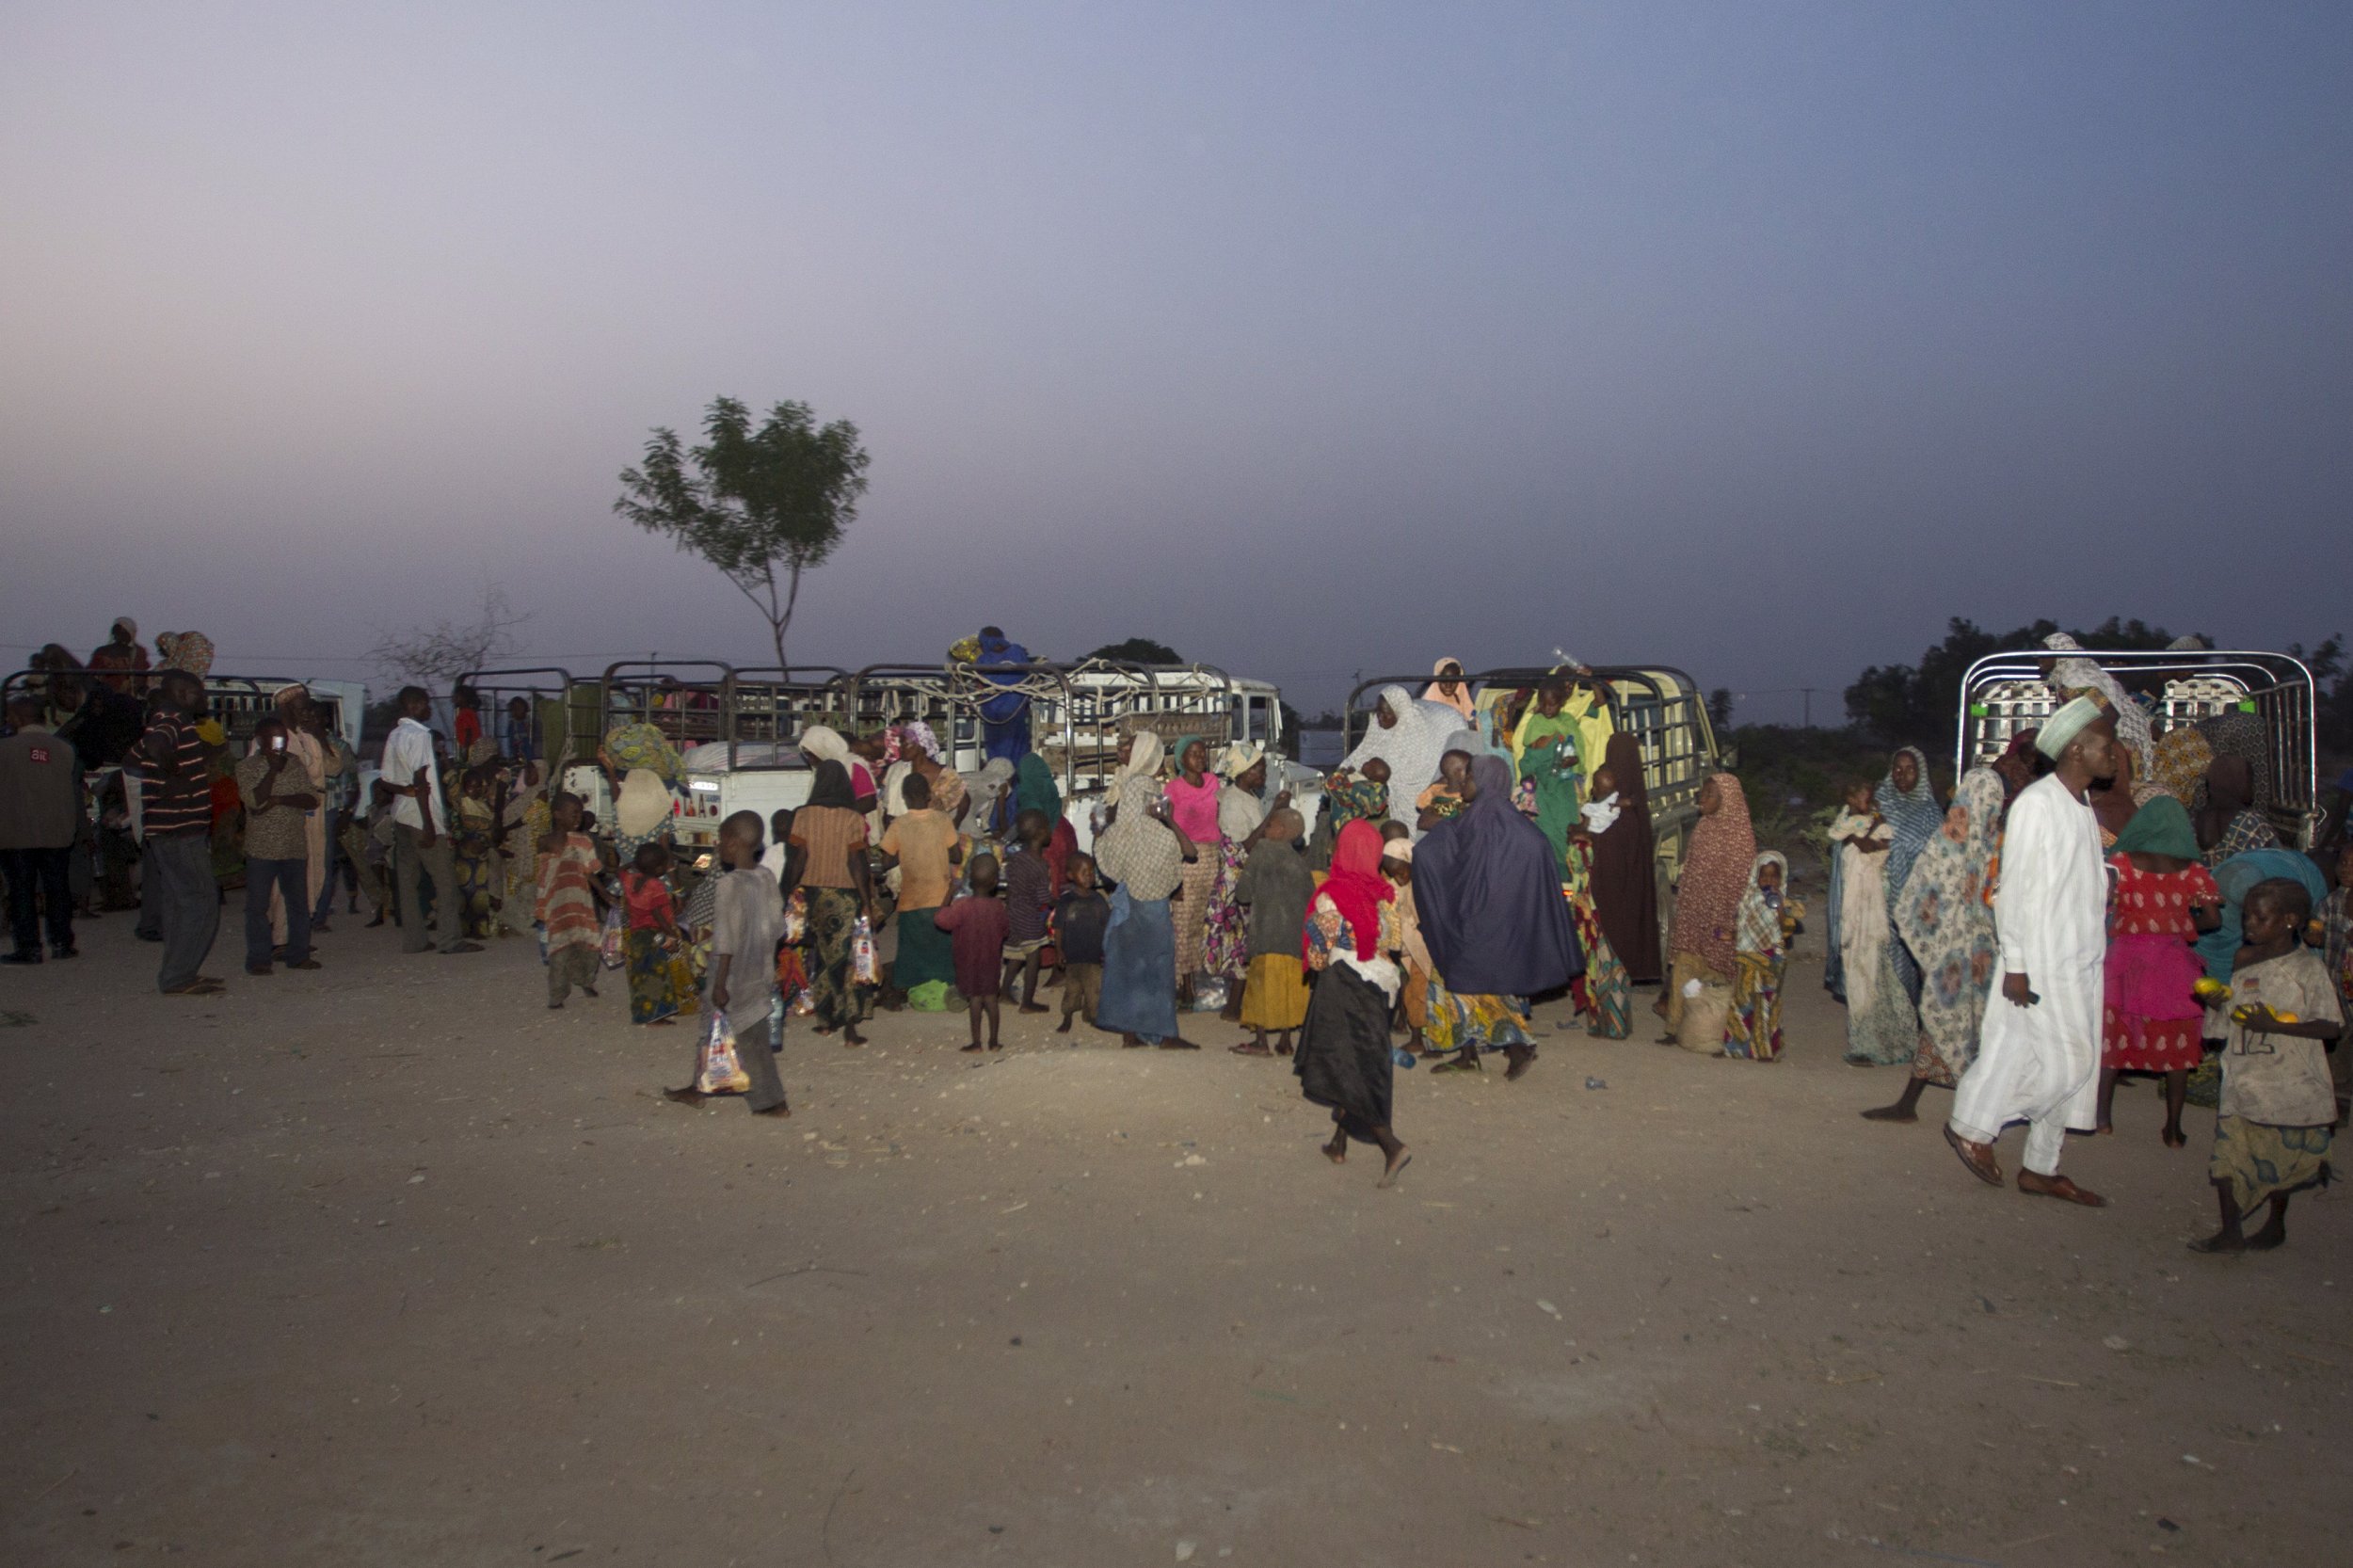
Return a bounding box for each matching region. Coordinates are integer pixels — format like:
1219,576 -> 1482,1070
2097,796 -> 2221,1147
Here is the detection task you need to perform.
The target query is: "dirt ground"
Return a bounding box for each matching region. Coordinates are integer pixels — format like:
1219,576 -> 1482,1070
3,901 -> 2346,1568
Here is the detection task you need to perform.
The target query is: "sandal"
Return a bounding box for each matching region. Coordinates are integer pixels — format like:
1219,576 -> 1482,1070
1945,1124 -> 2003,1187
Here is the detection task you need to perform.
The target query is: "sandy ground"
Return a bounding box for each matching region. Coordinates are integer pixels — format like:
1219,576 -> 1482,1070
3,901 -> 2347,1568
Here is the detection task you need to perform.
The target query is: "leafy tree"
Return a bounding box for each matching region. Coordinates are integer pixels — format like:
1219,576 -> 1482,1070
1705,686 -> 1735,731
1085,637 -> 1182,664
616,397 -> 871,669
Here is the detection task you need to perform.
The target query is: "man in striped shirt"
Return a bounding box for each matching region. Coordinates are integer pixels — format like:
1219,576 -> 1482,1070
127,669 -> 224,995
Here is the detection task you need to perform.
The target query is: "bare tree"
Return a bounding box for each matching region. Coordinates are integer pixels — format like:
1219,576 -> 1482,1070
367,586 -> 531,692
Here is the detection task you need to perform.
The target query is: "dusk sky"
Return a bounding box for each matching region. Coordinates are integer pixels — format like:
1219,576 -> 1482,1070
4,2 -> 2348,724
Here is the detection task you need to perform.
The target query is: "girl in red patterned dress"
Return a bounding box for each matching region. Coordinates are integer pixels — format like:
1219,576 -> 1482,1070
2096,796 -> 2221,1146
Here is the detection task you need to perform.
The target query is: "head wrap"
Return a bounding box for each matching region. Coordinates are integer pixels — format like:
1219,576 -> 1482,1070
1313,819 -> 1396,963
1410,753 -> 1583,994
1170,735 -> 1208,776
1422,657 -> 1477,722
274,682 -> 309,703
797,725 -> 850,767
1015,753 -> 1063,821
1893,767 -> 2006,1076
1736,852 -> 1792,956
1218,740 -> 1264,780
1588,729 -> 1659,982
467,736 -> 499,767
156,631 -> 215,678
112,616 -> 137,641
1669,772 -> 1756,977
1875,745 -> 1945,902
1338,685 -> 1463,830
2043,632 -> 2153,770
1380,837 -> 1414,863
2035,696 -> 2104,760
2112,795 -> 2200,861
1106,728 -> 1164,808
898,720 -> 943,763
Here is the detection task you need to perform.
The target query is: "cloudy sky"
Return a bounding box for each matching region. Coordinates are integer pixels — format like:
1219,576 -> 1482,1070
3,1 -> 2347,723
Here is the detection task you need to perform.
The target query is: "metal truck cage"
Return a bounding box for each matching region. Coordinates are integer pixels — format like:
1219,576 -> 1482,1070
488,658 -> 1288,849
1341,665 -> 1721,830
2,669 -> 367,759
1956,648 -> 2319,846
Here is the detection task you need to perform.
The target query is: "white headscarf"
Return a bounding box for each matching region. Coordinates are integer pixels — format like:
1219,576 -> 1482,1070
1339,685 -> 1464,828
1106,728 -> 1164,809
798,725 -> 851,766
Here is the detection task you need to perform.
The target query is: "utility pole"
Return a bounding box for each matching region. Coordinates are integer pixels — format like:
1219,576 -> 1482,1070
1801,687 -> 1815,728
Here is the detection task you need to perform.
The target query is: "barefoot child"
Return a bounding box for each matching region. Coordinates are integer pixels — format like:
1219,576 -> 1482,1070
2191,878 -> 2343,1253
663,811 -> 792,1117
1724,852 -> 1803,1061
876,774 -> 962,1010
536,792 -> 603,1008
1000,809 -> 1056,1012
936,852 -> 1010,1051
622,843 -> 696,1026
1053,853 -> 1111,1034
1230,808 -> 1313,1057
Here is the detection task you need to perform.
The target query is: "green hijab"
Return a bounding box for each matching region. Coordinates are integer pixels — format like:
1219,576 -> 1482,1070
1014,753 -> 1062,821
2111,794 -> 2199,861
1171,735 -> 1207,780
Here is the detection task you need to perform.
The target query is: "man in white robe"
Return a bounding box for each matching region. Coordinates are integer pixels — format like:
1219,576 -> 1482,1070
1945,696 -> 2115,1207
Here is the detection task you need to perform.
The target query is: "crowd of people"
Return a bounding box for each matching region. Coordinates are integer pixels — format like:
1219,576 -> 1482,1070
5,629 -> 2349,1234
1822,638 -> 2353,1252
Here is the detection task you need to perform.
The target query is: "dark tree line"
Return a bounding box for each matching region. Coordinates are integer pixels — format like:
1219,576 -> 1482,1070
1842,616 -> 2350,756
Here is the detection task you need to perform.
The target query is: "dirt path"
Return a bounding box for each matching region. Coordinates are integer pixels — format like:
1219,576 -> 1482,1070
2,910 -> 2344,1566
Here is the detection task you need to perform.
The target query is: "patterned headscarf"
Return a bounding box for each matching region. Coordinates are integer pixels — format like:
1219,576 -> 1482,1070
2042,633 -> 2153,772
1669,772 -> 1755,976
1735,852 -> 1791,957
898,720 -> 943,763
1875,745 -> 1945,901
1896,767 -> 2005,1083
155,631 -> 216,677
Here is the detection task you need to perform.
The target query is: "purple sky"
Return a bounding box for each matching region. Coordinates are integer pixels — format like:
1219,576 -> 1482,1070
4,2 -> 2348,723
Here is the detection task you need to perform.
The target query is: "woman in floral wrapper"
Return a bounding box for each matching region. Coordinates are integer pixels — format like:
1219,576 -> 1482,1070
1864,768 -> 2005,1124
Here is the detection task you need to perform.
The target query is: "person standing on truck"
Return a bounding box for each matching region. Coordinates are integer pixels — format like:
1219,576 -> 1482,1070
974,627 -> 1033,764
1945,697 -> 2115,1207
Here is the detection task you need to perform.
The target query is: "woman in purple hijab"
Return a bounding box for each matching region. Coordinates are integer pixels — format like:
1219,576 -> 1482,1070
1414,754 -> 1584,1078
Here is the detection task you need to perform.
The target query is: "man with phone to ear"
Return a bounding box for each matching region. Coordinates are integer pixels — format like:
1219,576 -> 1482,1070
236,715 -> 322,976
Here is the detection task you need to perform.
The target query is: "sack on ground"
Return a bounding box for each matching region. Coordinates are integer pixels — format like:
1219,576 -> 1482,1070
697,1009 -> 750,1095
